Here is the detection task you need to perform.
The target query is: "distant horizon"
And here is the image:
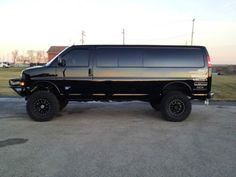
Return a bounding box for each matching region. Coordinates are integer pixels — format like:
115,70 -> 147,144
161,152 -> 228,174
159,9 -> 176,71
0,0 -> 236,64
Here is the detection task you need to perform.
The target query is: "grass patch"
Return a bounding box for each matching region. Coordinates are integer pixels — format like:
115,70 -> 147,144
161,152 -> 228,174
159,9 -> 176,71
0,67 -> 24,96
0,68 -> 236,100
212,75 -> 236,100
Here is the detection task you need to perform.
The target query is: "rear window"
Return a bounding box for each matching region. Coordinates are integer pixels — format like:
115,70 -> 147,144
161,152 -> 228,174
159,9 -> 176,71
143,48 -> 204,67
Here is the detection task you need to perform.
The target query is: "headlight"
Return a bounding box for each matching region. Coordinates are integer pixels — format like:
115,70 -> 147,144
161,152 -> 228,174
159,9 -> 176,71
19,81 -> 25,86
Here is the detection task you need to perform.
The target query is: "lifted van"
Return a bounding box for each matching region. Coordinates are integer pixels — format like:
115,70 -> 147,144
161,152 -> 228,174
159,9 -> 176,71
9,45 -> 213,122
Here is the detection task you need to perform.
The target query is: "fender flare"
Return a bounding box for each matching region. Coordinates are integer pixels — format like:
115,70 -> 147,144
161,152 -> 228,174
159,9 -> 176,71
31,81 -> 61,95
162,81 -> 192,95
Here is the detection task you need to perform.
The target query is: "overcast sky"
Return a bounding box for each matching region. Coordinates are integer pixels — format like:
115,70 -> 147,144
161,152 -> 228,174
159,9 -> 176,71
0,0 -> 236,64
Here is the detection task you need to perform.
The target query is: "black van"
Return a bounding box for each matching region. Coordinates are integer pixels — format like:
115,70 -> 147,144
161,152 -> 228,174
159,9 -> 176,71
9,45 -> 213,122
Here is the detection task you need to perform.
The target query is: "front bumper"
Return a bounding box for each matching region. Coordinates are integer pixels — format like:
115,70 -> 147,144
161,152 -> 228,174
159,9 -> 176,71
9,78 -> 27,96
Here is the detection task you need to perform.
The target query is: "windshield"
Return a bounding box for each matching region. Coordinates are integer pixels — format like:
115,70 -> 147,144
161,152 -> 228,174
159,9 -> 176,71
46,46 -> 70,66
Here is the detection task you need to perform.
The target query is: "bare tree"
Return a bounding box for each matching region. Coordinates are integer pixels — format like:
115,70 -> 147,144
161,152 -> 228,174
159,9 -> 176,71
18,54 -> 30,64
42,52 -> 48,63
11,50 -> 47,64
12,50 -> 19,64
27,50 -> 34,63
36,51 -> 44,63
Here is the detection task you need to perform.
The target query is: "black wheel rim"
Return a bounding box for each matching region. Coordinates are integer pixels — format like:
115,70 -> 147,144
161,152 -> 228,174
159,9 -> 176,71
168,99 -> 185,116
33,98 -> 51,115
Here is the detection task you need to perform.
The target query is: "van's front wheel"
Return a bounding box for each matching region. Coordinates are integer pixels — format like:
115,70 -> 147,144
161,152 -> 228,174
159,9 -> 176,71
59,99 -> 68,111
160,92 -> 191,122
26,91 -> 59,121
150,101 -> 160,111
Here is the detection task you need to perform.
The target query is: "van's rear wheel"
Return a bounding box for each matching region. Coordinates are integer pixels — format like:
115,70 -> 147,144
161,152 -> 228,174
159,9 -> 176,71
160,92 -> 191,122
26,91 -> 59,121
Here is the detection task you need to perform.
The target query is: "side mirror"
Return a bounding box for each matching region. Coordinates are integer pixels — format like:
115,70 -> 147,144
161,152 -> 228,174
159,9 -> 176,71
58,57 -> 66,67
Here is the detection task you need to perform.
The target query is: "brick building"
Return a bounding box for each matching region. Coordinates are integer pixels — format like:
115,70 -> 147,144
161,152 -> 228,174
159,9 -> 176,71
47,46 -> 67,61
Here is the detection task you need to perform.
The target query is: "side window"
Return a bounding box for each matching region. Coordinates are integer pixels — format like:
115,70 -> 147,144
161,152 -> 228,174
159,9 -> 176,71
96,48 -> 118,67
143,48 -> 204,67
49,58 -> 58,67
143,49 -> 158,67
96,48 -> 143,68
63,49 -> 89,67
118,48 -> 142,67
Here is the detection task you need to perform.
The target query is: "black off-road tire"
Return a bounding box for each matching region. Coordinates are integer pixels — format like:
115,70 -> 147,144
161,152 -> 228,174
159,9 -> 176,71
160,92 -> 191,122
59,99 -> 68,111
150,101 -> 160,111
26,91 -> 59,121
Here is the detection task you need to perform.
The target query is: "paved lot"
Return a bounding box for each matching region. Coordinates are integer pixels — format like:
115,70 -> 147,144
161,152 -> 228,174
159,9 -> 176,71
0,98 -> 236,177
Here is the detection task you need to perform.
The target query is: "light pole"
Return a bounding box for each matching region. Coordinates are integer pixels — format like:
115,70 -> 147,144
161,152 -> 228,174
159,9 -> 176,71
122,28 -> 125,45
81,30 -> 86,45
191,19 -> 195,45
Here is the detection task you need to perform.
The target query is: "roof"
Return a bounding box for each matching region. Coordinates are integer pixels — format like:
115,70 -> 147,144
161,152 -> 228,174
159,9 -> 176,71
69,45 -> 206,49
47,46 -> 68,53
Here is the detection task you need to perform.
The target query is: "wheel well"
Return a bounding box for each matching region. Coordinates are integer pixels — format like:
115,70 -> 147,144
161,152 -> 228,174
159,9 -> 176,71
162,82 -> 191,96
31,82 -> 61,98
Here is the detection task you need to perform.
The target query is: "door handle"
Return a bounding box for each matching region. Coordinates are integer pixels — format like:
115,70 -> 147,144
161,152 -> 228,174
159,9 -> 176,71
88,68 -> 93,77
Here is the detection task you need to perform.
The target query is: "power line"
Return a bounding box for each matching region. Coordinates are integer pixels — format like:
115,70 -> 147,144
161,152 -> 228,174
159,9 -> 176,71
127,33 -> 188,41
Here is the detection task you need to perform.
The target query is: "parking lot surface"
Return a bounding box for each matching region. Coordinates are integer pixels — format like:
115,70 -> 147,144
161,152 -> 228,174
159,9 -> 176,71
0,98 -> 236,177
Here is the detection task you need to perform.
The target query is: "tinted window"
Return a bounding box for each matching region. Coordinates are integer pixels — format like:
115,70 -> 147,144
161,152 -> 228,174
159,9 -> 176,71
96,48 -> 142,67
96,48 -> 118,67
48,58 -> 58,67
64,49 -> 89,67
118,48 -> 142,67
143,48 -> 204,67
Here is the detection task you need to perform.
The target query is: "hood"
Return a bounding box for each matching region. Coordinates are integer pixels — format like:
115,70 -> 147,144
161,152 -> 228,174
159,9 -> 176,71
23,65 -> 56,79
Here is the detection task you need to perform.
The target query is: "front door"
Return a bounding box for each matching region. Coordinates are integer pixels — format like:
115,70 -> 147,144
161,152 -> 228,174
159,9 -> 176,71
57,47 -> 93,95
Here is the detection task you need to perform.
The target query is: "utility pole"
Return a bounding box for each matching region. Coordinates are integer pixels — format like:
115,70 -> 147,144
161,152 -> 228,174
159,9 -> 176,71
191,18 -> 195,45
81,30 -> 86,45
122,28 -> 125,45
